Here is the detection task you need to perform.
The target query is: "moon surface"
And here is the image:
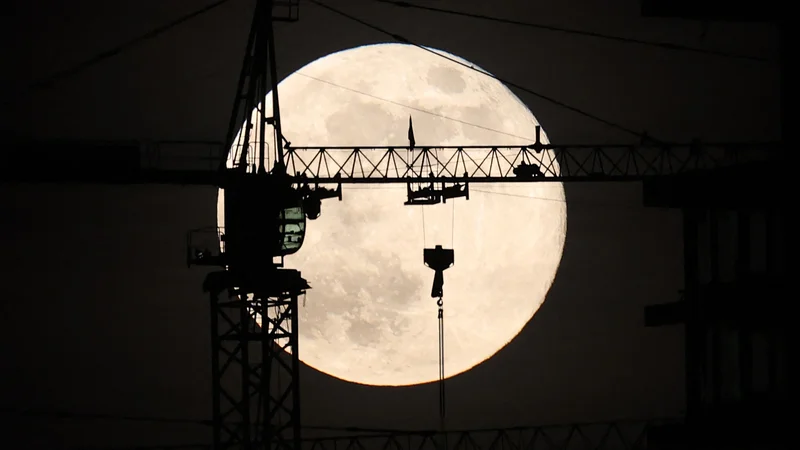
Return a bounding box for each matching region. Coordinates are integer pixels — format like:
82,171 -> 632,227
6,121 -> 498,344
217,43 -> 567,386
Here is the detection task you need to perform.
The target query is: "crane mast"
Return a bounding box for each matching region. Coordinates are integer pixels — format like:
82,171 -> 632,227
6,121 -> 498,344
195,1 -> 320,449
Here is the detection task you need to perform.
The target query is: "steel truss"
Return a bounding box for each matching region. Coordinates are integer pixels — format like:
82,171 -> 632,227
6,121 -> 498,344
282,140 -> 775,183
301,420 -> 672,450
2,139 -> 778,185
98,419 -> 673,450
206,271 -> 304,450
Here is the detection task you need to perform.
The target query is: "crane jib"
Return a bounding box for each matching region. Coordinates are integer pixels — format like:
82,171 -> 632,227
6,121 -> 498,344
1,140 -> 778,186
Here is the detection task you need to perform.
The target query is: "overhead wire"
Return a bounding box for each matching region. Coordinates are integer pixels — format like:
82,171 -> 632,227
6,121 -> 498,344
295,73 -> 536,142
294,73 -> 538,144
1,408 -> 436,434
345,185 -> 667,211
0,408 -> 212,425
373,0 -> 773,64
75,445 -> 210,450
307,0 -> 653,142
30,0 -> 235,90
2,408 -> 666,435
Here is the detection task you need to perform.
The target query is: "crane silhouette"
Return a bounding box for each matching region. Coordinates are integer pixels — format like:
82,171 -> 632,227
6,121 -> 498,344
1,1 -> 779,449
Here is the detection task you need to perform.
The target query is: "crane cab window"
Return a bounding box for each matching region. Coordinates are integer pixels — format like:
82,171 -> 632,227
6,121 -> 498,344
278,206 -> 306,253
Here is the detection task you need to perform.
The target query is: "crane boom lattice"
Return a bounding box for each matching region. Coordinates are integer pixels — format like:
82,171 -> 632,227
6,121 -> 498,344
284,139 -> 770,183
1,140 -> 777,186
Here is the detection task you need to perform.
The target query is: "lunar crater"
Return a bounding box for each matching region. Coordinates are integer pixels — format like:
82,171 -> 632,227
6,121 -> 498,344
427,65 -> 467,94
345,314 -> 384,346
324,100 -> 399,146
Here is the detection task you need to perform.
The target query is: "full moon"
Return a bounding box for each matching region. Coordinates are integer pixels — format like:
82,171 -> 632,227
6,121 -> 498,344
217,43 -> 566,386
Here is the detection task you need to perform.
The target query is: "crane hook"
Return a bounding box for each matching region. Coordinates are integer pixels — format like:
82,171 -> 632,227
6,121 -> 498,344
424,245 -> 454,298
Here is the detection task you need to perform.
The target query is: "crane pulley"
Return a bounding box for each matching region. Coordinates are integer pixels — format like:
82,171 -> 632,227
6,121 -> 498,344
424,245 -> 455,299
296,172 -> 343,220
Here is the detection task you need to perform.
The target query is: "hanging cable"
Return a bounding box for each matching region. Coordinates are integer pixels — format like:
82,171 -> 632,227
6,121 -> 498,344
373,0 -> 773,63
307,0 -> 656,142
451,201 -> 455,249
421,207 -> 427,247
437,294 -> 445,422
30,0 -> 234,90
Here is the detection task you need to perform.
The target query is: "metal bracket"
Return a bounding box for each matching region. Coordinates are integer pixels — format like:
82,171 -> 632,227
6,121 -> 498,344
296,172 -> 342,219
405,177 -> 469,205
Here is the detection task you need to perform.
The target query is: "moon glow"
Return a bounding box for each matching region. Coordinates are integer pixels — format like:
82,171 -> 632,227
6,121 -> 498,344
217,43 -> 567,386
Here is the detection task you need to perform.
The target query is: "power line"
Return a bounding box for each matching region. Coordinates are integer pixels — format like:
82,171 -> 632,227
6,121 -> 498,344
471,188 -> 566,203
75,446 -> 210,450
373,0 -> 773,63
30,0 -> 235,90
1,408 -> 425,434
295,72 -> 536,141
307,0 -> 652,142
0,408 -> 211,425
345,185 -> 666,211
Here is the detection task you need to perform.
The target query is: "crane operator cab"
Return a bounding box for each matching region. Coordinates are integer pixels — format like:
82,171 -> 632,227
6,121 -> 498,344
216,162 -> 344,276
222,176 -> 307,269
277,203 -> 306,254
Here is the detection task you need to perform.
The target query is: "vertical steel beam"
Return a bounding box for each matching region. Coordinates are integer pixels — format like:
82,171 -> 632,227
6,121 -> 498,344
210,292 -> 222,449
682,208 -> 702,427
736,212 -> 753,401
708,210 -> 721,407
210,282 -> 303,449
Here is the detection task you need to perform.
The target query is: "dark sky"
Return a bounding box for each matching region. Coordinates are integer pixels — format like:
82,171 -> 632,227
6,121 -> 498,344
0,0 -> 781,448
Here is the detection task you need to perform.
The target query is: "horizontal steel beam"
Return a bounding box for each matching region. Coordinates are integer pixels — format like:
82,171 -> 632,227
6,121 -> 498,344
66,419 -> 675,450
282,142 -> 776,182
1,139 -> 779,186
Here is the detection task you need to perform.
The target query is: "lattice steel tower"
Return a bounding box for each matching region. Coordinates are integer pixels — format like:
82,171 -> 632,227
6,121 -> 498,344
187,1 -> 340,448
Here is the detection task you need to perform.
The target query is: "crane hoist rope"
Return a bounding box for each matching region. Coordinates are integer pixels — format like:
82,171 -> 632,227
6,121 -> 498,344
423,245 -> 454,426
437,294 -> 445,422
421,207 -> 427,248
451,200 -> 455,248
410,111 -> 460,425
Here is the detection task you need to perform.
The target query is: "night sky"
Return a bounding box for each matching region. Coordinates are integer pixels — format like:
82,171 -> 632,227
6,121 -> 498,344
1,0 -> 781,448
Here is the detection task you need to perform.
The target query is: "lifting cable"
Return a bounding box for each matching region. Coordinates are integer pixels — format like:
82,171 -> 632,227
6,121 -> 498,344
440,198 -> 455,428
442,196 -> 455,424
419,204 -> 449,426
421,208 -> 427,247
451,201 -> 455,249
437,294 -> 445,422
427,211 -> 456,430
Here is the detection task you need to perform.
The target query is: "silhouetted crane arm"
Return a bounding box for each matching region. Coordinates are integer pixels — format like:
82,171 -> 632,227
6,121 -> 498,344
284,141 -> 773,183
1,140 -> 221,185
0,138 -> 777,185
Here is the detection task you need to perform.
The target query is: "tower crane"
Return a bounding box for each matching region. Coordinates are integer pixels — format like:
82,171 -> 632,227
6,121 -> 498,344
1,0 -> 780,449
